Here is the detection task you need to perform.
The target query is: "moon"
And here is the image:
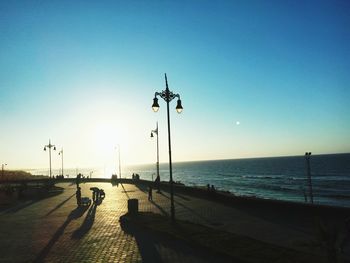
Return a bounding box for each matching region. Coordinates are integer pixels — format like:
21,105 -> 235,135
236,121 -> 240,125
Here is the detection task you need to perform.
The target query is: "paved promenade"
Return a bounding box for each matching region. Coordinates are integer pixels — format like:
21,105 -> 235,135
0,182 -> 348,262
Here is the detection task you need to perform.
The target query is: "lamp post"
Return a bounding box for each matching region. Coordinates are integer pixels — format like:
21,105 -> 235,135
115,145 -> 122,179
59,148 -> 64,178
1,163 -> 7,178
305,152 -> 313,204
44,140 -> 56,178
152,73 -> 183,221
151,122 -> 160,183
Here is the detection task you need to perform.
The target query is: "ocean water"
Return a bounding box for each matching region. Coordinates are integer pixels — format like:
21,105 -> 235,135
27,153 -> 350,208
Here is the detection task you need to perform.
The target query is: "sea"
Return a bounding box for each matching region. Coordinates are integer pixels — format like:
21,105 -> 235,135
26,153 -> 350,208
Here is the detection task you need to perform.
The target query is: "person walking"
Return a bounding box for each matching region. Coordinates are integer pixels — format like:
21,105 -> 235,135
76,173 -> 81,188
76,186 -> 82,206
148,185 -> 153,201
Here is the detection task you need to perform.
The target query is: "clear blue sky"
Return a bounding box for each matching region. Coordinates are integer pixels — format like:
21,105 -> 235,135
1,0 -> 349,170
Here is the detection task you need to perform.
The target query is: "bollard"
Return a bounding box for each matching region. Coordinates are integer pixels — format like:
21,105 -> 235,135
128,199 -> 139,215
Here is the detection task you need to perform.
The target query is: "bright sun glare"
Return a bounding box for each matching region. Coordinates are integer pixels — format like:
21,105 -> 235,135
93,123 -> 120,152
90,121 -> 139,175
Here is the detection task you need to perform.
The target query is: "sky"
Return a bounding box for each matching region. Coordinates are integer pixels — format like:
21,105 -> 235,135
0,0 -> 349,171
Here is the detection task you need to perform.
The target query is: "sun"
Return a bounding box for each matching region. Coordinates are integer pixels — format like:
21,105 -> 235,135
93,123 -> 118,151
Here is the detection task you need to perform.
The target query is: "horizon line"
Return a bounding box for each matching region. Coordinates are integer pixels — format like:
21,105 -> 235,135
10,151 -> 350,171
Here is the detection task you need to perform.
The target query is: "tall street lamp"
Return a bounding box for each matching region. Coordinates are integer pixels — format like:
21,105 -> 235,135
1,163 -> 7,178
59,148 -> 64,178
150,122 -> 160,184
115,145 -> 122,179
152,73 -> 183,221
44,139 -> 56,178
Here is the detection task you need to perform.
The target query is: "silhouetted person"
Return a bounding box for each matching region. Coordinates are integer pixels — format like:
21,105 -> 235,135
211,185 -> 215,192
76,173 -> 82,188
207,184 -> 210,191
148,185 -> 153,201
90,187 -> 99,203
76,187 -> 82,206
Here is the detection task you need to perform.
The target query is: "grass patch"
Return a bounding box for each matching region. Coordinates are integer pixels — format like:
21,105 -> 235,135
0,170 -> 45,181
120,212 -> 325,263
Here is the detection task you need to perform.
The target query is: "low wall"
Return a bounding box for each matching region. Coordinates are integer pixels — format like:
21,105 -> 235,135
125,178 -> 350,218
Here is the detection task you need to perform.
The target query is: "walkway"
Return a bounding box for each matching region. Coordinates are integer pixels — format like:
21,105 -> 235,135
0,182 -> 227,262
0,182 -> 348,262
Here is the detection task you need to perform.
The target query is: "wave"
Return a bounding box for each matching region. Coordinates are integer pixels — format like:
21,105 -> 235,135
250,183 -> 296,193
239,175 -> 284,180
322,194 -> 350,200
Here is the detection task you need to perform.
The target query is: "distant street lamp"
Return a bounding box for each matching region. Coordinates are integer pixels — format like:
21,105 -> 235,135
1,163 -> 7,178
44,140 -> 56,178
59,148 -> 64,178
305,152 -> 313,204
151,122 -> 160,183
152,73 -> 183,221
115,145 -> 122,179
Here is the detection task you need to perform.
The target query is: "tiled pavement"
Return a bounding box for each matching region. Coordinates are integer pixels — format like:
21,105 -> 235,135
1,182 -> 346,262
0,183 -> 231,262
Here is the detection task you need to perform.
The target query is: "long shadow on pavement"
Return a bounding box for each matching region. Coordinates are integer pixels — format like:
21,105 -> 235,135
134,183 -> 191,201
2,200 -> 39,214
34,206 -> 88,262
121,183 -> 130,199
71,203 -> 97,239
134,183 -> 148,193
2,187 -> 65,214
160,192 -> 217,226
120,218 -> 162,262
134,184 -> 210,223
149,200 -> 169,217
45,193 -> 75,217
119,216 -> 231,263
133,184 -> 168,216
